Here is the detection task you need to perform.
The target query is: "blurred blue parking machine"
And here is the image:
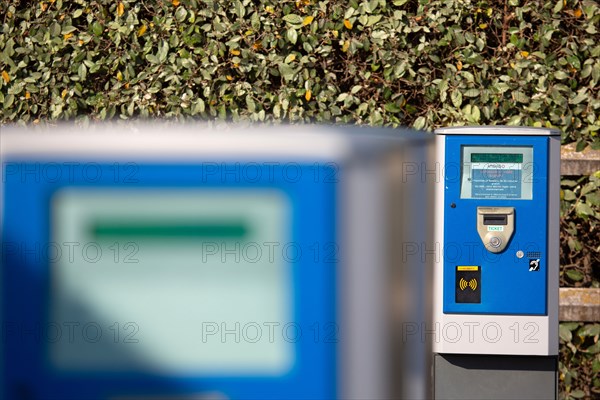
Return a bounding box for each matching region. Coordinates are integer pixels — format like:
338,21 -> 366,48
1,124 -> 431,400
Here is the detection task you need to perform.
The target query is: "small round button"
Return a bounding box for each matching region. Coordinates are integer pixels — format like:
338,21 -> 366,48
489,236 -> 502,248
516,250 -> 524,259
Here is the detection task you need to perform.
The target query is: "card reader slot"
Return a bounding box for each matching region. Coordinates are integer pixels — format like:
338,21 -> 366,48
483,214 -> 507,225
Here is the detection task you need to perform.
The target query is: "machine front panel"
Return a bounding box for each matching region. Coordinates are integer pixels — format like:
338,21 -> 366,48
1,162 -> 337,399
443,135 -> 549,315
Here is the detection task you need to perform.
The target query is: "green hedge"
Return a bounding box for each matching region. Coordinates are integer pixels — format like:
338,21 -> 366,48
1,0 -> 600,150
560,172 -> 600,288
560,172 -> 599,399
559,322 -> 600,399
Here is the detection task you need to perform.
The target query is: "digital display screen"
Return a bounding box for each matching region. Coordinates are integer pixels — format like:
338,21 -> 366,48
461,146 -> 533,200
50,189 -> 293,375
471,153 -> 524,163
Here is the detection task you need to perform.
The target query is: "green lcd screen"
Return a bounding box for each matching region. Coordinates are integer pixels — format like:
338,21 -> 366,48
471,153 -> 524,163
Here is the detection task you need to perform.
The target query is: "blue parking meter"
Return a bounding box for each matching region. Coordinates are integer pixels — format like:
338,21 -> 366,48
1,123 -> 431,400
432,126 -> 560,400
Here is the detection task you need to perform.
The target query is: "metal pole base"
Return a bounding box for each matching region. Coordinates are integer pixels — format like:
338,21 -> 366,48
433,354 -> 557,400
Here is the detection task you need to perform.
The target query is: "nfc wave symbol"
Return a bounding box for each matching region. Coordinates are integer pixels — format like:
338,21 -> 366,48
459,278 -> 478,291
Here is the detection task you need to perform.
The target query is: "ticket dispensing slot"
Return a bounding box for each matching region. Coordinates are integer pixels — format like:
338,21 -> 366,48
477,207 -> 514,253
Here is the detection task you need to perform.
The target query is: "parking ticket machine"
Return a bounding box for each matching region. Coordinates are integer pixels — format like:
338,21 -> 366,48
0,123 -> 431,400
433,126 -> 560,400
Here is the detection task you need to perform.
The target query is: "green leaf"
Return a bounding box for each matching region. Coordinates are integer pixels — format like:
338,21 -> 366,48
451,90 -> 462,107
278,63 -> 295,81
384,103 -> 401,113
569,91 -> 588,105
581,182 -> 597,196
283,14 -> 303,25
286,28 -> 298,45
192,99 -> 205,114
554,71 -> 568,80
563,190 -> 576,201
559,324 -> 573,342
506,115 -> 522,126
234,0 -> 245,18
553,0 -> 563,13
62,26 -> 77,34
470,105 -> 481,122
563,322 -> 581,331
570,390 -> 585,399
127,101 -> 134,116
593,358 -> 600,373
438,80 -> 448,102
246,95 -> 256,113
592,63 -> 600,84
585,192 -> 600,206
578,324 -> 600,338
567,56 -> 581,70
562,179 -> 578,187
337,93 -> 349,102
146,54 -> 159,64
3,94 -> 14,109
78,63 -> 87,81
366,15 -> 382,26
175,7 -> 188,22
566,269 -> 584,281
567,237 -> 582,252
158,41 -> 170,63
50,22 -> 61,37
92,22 -> 103,36
475,38 -> 484,51
513,91 -> 530,103
413,116 -> 426,130
587,341 -> 600,354
575,202 -> 594,217
284,54 -> 296,64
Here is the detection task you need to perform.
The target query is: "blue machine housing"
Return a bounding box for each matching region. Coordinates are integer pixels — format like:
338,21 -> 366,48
1,162 -> 337,400
443,135 -> 549,315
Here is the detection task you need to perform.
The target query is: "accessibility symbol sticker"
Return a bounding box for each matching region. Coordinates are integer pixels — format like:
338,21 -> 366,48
529,259 -> 540,272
